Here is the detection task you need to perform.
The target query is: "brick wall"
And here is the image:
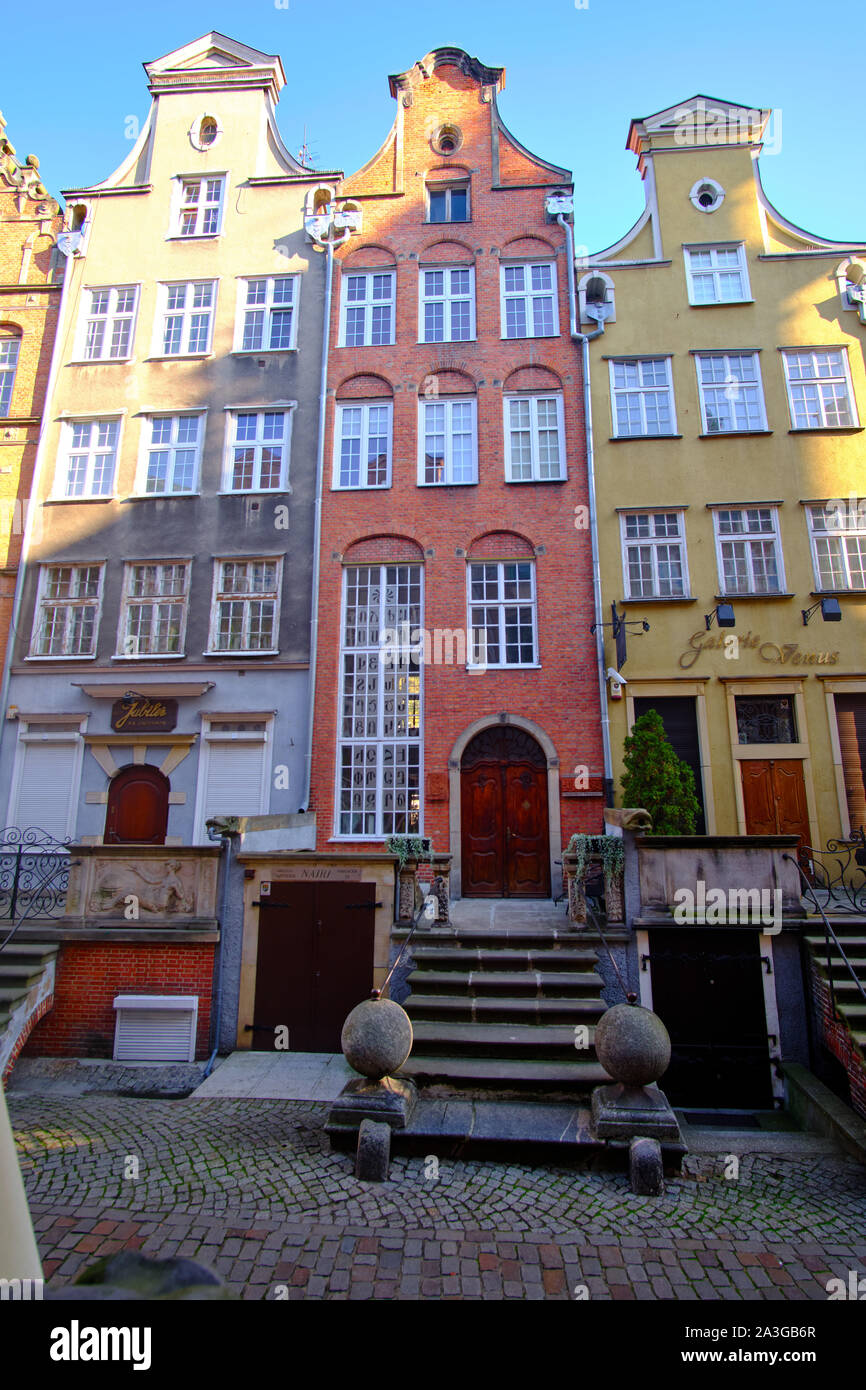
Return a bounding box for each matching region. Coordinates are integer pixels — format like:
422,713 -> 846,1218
22,942 -> 215,1060
809,960 -> 866,1120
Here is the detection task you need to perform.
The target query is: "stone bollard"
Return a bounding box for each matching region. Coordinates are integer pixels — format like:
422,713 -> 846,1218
355,1119 -> 392,1181
629,1136 -> 664,1196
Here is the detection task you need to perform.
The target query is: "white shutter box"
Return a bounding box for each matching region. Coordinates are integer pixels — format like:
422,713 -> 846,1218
113,995 -> 198,1062
14,741 -> 77,840
203,741 -> 267,822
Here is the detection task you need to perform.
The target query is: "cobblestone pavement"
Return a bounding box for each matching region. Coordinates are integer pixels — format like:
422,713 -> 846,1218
10,1095 -> 866,1300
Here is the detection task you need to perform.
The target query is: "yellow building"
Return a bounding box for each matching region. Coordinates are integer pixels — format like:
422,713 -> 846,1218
580,96 -> 866,857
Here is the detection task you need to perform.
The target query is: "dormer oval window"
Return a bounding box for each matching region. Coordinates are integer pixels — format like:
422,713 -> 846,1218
189,114 -> 222,152
431,123 -> 463,157
689,177 -> 725,213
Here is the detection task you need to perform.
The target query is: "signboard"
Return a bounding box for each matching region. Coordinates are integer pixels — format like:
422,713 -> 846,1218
110,697 -> 178,733
263,866 -> 364,884
678,630 -> 840,671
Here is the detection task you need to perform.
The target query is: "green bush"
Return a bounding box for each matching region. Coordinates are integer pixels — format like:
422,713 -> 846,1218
621,709 -> 700,834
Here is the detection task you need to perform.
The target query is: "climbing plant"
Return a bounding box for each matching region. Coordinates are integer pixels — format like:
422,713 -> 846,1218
565,833 -> 624,878
384,835 -> 434,867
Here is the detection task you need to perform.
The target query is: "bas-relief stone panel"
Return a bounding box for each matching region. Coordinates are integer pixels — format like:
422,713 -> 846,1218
65,849 -> 219,922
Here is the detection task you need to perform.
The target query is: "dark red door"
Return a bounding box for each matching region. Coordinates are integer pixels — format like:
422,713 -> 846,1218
461,727 -> 550,898
105,765 -> 169,844
251,881 -> 376,1051
742,758 -> 810,864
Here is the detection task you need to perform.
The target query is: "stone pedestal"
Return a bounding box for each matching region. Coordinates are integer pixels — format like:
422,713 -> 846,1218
328,1075 -> 418,1131
590,1081 -> 682,1142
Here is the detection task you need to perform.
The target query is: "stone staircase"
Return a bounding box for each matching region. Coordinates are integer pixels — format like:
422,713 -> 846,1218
805,917 -> 866,1054
0,941 -> 58,1079
396,904 -> 611,1094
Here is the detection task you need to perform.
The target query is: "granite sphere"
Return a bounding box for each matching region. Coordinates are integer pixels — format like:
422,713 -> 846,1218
594,1003 -> 671,1086
341,998 -> 413,1080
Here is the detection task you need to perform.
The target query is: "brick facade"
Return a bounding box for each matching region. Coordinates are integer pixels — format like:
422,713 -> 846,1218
808,962 -> 866,1121
309,51 -> 604,889
22,942 -> 215,1060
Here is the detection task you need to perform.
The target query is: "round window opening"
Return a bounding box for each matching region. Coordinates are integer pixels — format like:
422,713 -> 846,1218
199,117 -> 218,147
689,177 -> 725,213
432,123 -> 463,157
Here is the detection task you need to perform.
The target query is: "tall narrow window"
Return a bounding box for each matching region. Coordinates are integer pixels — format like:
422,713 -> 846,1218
807,503 -> 866,590
782,349 -> 857,429
30,565 -> 103,657
118,562 -> 190,657
58,419 -> 119,497
334,402 -> 392,489
500,263 -> 558,338
504,394 -> 565,481
418,398 -> 477,485
610,359 -> 676,437
468,561 -> 537,667
420,267 -> 474,342
209,559 -> 281,654
139,414 -> 203,495
337,565 -> 422,837
713,507 -> 784,594
79,286 -> 138,360
696,352 -> 766,433
340,272 -> 395,347
223,410 -> 291,492
621,512 -> 688,598
0,336 -> 20,415
157,281 -> 216,357
236,276 -> 298,351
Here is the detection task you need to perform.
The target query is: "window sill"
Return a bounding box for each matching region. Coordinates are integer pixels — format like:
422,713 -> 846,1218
165,233 -> 222,243
788,426 -> 863,434
466,663 -> 542,672
68,357 -> 134,367
699,430 -> 772,438
417,479 -> 478,488
418,338 -> 477,346
336,342 -> 396,350
45,495 -> 114,504
144,354 -> 214,363
609,434 -> 683,443
505,476 -> 567,485
25,653 -> 97,662
714,592 -> 794,601
501,334 -> 561,342
620,595 -> 697,604
810,589 -> 866,598
331,483 -> 392,492
111,653 -> 188,661
216,488 -> 291,497
125,492 -> 201,501
231,349 -> 298,357
687,299 -> 755,307
203,649 -> 280,658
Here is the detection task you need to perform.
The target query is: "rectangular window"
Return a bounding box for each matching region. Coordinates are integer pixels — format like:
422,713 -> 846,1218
118,562 -> 190,657
337,564 -> 422,837
501,263 -> 558,339
426,182 -> 469,224
195,717 -> 272,841
139,414 -> 203,495
157,281 -> 216,357
0,337 -> 20,415
224,409 -> 291,492
235,276 -> 298,351
420,267 -> 474,343
685,245 -> 750,304
610,358 -> 676,437
31,565 -> 102,657
209,559 -> 281,653
621,512 -> 688,598
418,398 -> 477,485
504,394 -> 565,481
782,349 -> 857,429
807,503 -> 866,590
735,695 -> 797,745
713,506 -> 783,594
334,401 -> 392,489
174,176 -> 225,237
58,419 -> 119,498
79,285 -> 138,360
468,561 -> 537,667
9,721 -> 84,842
340,271 -> 395,347
696,352 -> 766,433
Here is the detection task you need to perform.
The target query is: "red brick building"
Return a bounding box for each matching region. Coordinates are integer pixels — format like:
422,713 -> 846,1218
308,49 -> 604,899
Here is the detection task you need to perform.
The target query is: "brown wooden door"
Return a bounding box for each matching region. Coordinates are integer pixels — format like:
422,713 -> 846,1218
105,764 -> 169,844
461,727 -> 550,898
742,759 -> 810,858
251,881 -> 376,1052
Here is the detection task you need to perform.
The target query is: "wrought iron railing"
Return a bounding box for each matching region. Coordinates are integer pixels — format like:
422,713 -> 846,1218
783,851 -> 866,1018
799,826 -> 866,915
0,827 -> 73,950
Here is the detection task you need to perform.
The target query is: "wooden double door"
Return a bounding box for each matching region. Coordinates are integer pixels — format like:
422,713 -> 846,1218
251,881 -> 376,1052
741,758 -> 810,862
460,727 -> 550,898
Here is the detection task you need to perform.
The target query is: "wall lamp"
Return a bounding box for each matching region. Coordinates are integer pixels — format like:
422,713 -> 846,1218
802,597 -> 842,625
704,603 -> 736,630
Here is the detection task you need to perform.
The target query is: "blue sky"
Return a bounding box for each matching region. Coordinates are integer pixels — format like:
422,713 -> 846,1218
2,0 -> 863,252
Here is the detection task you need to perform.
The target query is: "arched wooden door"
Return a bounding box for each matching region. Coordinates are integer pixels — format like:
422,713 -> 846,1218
105,765 -> 170,844
460,726 -> 550,898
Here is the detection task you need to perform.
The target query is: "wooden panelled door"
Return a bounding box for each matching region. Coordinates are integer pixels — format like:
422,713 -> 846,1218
741,759 -> 811,861
461,727 -> 550,898
105,765 -> 169,844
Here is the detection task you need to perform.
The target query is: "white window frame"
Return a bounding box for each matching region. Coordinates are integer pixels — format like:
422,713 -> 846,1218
154,280 -> 217,358
339,270 -> 395,347
620,511 -> 690,600
29,564 -> 104,659
467,560 -> 539,669
222,408 -> 293,493
417,397 -> 478,486
116,561 -> 191,659
0,336 -> 20,415
609,358 -> 677,438
207,558 -> 283,656
233,275 -> 300,353
806,503 -> 866,591
782,348 -> 859,429
193,715 -> 273,843
7,716 -> 88,841
425,181 -> 470,224
712,506 -> 786,596
76,285 -> 139,361
170,174 -> 226,239
503,393 -> 566,482
684,244 -> 750,304
54,417 -> 122,499
333,401 -> 392,490
500,261 -> 559,340
695,352 -> 767,434
135,412 -> 205,496
419,265 -> 475,343
335,563 -> 423,840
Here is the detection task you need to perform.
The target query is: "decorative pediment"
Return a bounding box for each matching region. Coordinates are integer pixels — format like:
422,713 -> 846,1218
628,95 -> 771,156
144,31 -> 285,97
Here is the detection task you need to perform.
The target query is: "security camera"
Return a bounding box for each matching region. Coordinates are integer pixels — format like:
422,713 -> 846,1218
606,667 -> 627,699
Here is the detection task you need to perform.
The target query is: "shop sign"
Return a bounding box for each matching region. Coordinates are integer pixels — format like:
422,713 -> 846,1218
678,630 -> 840,671
110,697 -> 178,732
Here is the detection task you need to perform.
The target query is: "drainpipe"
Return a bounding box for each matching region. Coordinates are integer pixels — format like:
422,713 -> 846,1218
202,824 -> 234,1078
555,209 -> 614,808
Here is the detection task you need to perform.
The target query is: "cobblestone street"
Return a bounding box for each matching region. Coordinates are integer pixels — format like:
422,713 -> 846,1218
10,1094 -> 866,1300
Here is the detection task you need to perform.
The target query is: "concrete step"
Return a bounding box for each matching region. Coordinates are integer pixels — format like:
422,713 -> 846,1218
404,993 -> 607,1024
407,969 -> 604,996
408,1019 -> 599,1060
394,926 -> 581,948
399,1054 -> 610,1088
0,942 -> 58,966
0,961 -> 47,988
410,946 -> 601,972
806,934 -> 866,950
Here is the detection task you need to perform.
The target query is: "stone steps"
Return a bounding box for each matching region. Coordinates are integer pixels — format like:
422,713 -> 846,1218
407,969 -> 602,996
0,942 -> 58,1031
399,1054 -> 610,1088
405,993 -> 604,1024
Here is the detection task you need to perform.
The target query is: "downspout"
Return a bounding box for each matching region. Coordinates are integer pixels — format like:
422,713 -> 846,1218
556,211 -> 614,808
202,825 -> 234,1078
